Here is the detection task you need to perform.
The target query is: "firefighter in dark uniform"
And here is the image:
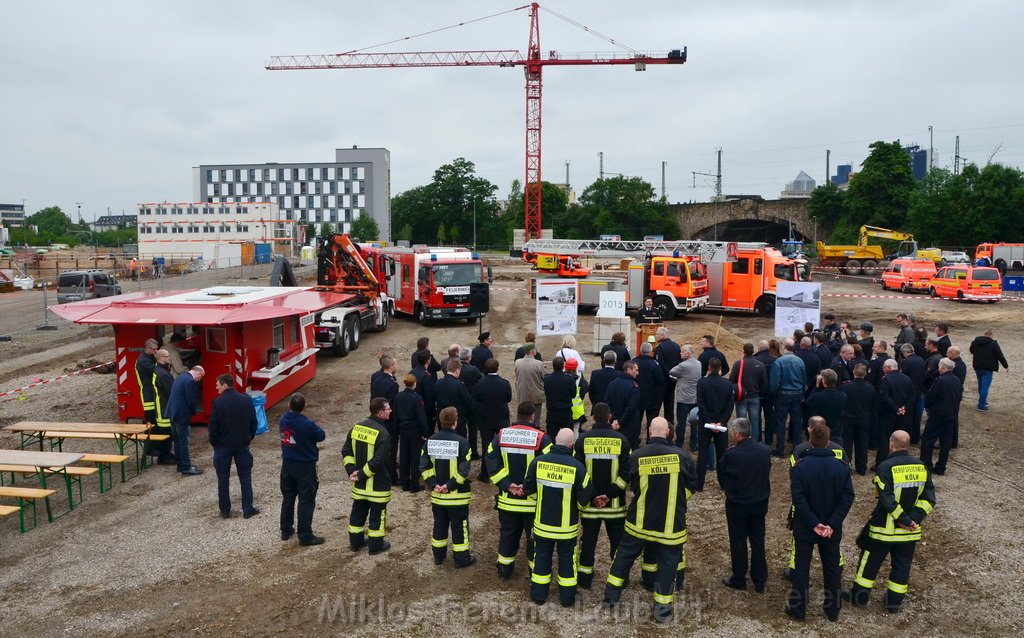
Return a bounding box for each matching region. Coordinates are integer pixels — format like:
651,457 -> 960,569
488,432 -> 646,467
152,349 -> 176,464
573,402 -> 631,589
485,402 -> 553,579
135,338 -> 159,444
606,361 -> 643,449
635,296 -> 662,325
784,416 -> 848,581
412,352 -> 437,433
420,407 -> 476,567
370,355 -> 400,482
524,428 -> 592,607
603,417 -> 697,624
844,429 -> 936,613
434,359 -> 476,439
342,397 -> 394,554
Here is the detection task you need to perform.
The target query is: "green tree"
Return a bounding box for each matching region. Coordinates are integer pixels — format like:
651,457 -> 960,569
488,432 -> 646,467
349,212 -> 380,241
908,163 -> 1024,246
304,223 -> 316,244
394,222 -> 413,243
319,223 -> 333,237
27,206 -> 73,244
807,182 -> 847,228
575,176 -> 678,239
845,140 -> 917,230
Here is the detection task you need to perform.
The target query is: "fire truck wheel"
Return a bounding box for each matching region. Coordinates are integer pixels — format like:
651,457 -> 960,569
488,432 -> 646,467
653,296 -> 676,321
755,295 -> 776,317
333,327 -> 350,357
956,290 -> 965,300
377,309 -> 389,331
416,304 -> 430,326
347,316 -> 361,351
901,283 -> 910,293
466,317 -> 477,324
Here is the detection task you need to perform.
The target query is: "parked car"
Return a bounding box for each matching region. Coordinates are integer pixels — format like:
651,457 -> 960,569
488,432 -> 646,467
929,265 -> 1001,302
56,269 -> 122,304
938,250 -> 971,265
881,258 -> 937,293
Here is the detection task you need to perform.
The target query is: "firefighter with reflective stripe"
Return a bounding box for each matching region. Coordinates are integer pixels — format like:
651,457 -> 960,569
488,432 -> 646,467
484,402 -> 553,579
573,402 -> 631,589
135,338 -> 159,426
844,429 -> 936,613
603,418 -> 698,624
420,406 -> 476,567
342,397 -> 394,554
151,349 -> 176,464
784,416 -> 848,580
524,428 -> 592,607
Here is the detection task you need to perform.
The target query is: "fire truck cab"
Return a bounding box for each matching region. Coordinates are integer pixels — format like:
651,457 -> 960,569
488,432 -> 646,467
365,245 -> 490,325
630,254 -> 709,319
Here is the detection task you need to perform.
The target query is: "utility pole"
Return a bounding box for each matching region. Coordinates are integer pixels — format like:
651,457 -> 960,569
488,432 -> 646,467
76,202 -> 83,225
661,161 -> 667,200
564,160 -> 570,189
598,152 -> 604,180
826,149 -> 831,185
691,148 -> 723,201
928,125 -> 934,171
954,135 -> 961,175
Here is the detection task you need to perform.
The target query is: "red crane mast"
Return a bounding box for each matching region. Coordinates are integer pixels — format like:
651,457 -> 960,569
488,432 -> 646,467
267,3 -> 686,242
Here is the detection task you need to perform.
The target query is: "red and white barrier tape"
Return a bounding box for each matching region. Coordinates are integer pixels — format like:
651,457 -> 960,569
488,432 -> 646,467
824,292 -> 1021,302
0,359 -> 114,400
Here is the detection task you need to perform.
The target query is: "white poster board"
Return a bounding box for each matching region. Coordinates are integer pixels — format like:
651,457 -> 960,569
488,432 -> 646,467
597,290 -> 627,318
536,279 -> 579,336
774,281 -> 821,337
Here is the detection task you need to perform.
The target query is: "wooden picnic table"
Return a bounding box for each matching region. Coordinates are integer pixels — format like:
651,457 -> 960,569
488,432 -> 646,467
0,449 -> 85,520
4,421 -> 153,480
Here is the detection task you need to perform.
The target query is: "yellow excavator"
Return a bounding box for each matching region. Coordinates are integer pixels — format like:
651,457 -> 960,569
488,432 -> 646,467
816,225 -> 941,275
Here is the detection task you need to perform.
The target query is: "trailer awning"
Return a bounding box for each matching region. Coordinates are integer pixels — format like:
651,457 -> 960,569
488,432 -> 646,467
50,287 -> 356,325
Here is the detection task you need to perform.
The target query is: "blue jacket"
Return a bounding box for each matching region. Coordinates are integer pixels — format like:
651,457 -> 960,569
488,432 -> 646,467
634,355 -> 667,410
279,410 -> 326,463
588,366 -> 628,407
208,388 -> 257,449
166,372 -> 199,426
769,353 -> 806,395
605,376 -> 641,433
790,447 -> 855,543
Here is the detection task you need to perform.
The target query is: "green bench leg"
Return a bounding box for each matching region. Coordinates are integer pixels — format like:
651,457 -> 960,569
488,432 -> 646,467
17,497 -> 38,533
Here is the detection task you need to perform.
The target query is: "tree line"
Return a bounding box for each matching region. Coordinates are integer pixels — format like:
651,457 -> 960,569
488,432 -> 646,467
809,140 -> 1024,247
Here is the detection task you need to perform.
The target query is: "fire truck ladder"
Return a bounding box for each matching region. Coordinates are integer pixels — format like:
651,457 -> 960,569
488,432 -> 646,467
523,238 -> 737,263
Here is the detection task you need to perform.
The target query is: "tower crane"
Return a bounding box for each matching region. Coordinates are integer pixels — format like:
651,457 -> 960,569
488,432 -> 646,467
267,3 -> 686,242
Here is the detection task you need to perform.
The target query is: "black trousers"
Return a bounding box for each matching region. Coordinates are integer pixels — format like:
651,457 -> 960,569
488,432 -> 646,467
605,532 -> 682,621
759,395 -> 774,445
468,421 -> 480,458
909,392 -> 923,443
385,423 -> 400,482
696,427 -> 728,491
578,516 -> 625,587
397,430 -> 423,488
531,536 -> 578,605
850,540 -> 917,611
213,447 -> 254,515
843,419 -> 870,474
478,428 -> 497,476
642,540 -> 686,589
726,501 -> 768,587
546,408 -> 573,438
496,509 -> 535,577
920,414 -> 954,473
662,380 -> 677,424
787,536 -> 843,621
675,402 -> 698,450
431,504 -> 471,564
280,460 -> 319,541
349,499 -> 387,550
868,402 -> 881,450
643,404 -> 661,438
149,426 -> 173,459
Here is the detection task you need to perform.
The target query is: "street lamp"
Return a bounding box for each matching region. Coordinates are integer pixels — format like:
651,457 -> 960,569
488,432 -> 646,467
472,198 -> 477,250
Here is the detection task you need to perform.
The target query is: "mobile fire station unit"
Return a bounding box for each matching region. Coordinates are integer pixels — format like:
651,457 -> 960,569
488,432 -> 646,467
523,238 -> 806,317
358,244 -> 490,325
50,286 -> 368,422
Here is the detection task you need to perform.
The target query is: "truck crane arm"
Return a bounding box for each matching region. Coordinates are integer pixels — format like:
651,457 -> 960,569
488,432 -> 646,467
316,233 -> 380,298
859,225 -> 914,245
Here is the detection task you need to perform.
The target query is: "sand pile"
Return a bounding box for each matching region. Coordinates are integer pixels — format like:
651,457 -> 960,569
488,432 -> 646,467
672,321 -> 749,367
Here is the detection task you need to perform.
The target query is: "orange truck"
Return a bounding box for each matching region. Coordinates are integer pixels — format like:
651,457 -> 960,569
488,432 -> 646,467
975,243 -> 1024,273
522,238 -> 806,317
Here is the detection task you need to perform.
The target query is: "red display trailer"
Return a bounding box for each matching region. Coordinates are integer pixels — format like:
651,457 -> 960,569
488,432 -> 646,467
50,286 -> 357,423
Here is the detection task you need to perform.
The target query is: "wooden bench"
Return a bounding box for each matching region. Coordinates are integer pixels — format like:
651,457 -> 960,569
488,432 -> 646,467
0,486 -> 57,532
0,464 -> 98,512
44,431 -> 171,477
80,453 -> 131,493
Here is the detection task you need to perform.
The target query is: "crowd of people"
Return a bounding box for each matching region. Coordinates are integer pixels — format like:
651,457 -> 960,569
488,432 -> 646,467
131,313 -> 1010,623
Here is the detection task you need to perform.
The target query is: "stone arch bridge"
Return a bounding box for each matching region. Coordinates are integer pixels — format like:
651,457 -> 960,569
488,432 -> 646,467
670,197 -> 818,243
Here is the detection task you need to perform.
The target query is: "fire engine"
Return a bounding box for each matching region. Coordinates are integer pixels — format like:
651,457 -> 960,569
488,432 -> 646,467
975,242 -> 1024,273
360,244 -> 490,325
523,238 -> 806,317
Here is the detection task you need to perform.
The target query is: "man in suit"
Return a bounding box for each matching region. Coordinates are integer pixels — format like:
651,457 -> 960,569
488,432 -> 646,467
473,358 -> 512,481
840,363 -> 876,475
411,336 -> 442,382
208,373 -> 258,518
718,417 -> 772,593
635,340 -> 667,435
786,421 -> 855,622
698,334 -> 730,376
655,327 -> 682,424
434,360 -> 476,439
514,343 -> 546,427
920,357 -> 963,475
370,354 -> 400,480
934,323 -> 951,357
696,357 -> 734,491
606,361 -> 642,449
899,343 -> 927,443
166,365 -> 205,475
411,351 -> 437,433
876,359 -> 914,468
589,351 -> 626,407
543,357 -> 577,437
471,331 -> 494,370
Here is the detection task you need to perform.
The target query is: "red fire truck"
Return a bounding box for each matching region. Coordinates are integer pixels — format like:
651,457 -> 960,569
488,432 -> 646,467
360,245 -> 490,325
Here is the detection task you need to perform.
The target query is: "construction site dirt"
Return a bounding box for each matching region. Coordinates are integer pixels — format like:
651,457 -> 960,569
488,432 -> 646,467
0,262 -> 1021,637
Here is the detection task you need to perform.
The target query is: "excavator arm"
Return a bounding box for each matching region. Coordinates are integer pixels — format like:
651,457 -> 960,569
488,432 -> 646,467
859,225 -> 915,244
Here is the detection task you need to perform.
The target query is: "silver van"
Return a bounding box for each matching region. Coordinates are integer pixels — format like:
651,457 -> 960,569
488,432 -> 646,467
56,270 -> 122,303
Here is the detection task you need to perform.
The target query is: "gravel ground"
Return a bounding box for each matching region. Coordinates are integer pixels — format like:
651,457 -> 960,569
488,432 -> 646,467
0,265 -> 1022,637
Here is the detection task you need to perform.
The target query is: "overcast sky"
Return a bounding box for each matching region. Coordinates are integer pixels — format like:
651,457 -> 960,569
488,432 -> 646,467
3,1 -> 1023,222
